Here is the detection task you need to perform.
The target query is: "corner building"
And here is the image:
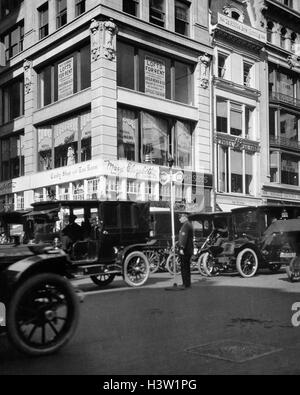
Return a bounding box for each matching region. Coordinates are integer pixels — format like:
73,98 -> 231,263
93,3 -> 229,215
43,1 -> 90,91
0,0 -> 213,212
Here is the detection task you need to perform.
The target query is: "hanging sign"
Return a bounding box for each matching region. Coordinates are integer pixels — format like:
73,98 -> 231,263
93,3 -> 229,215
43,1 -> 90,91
58,58 -> 74,100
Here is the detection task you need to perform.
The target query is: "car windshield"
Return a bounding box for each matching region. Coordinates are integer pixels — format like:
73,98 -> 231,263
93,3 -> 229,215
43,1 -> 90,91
233,209 -> 258,238
0,212 -> 34,244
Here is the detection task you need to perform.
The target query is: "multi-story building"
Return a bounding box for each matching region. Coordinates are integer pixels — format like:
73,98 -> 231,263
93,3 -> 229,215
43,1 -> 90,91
209,0 -> 267,211
261,0 -> 300,205
0,0 -> 213,213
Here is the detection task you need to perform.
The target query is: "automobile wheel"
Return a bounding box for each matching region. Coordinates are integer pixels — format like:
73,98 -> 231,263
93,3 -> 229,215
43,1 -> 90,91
90,274 -> 115,287
7,273 -> 79,357
197,253 -> 209,276
144,250 -> 161,274
166,253 -> 181,275
123,251 -> 150,287
236,248 -> 258,278
202,252 -> 217,277
269,263 -> 282,273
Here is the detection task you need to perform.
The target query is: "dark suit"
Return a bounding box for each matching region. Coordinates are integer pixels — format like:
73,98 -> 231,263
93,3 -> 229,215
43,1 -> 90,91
178,220 -> 193,287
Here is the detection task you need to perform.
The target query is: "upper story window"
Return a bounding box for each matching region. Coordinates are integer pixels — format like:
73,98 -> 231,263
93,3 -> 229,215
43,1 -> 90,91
118,106 -> 193,169
243,61 -> 254,87
123,0 -> 139,17
39,3 -> 49,40
175,0 -> 190,36
56,0 -> 67,29
217,52 -> 230,79
0,134 -> 24,181
224,7 -> 244,22
1,21 -> 24,63
267,21 -> 274,43
280,27 -> 287,49
216,97 -> 255,140
117,41 -> 194,105
38,44 -> 91,108
75,0 -> 86,17
149,0 -> 165,28
278,0 -> 293,7
37,110 -> 91,172
0,78 -> 24,125
0,0 -> 23,18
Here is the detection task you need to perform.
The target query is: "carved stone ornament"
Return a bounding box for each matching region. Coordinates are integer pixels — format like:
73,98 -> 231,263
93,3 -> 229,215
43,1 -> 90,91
253,0 -> 268,28
23,59 -> 32,95
90,19 -> 101,61
103,20 -> 118,61
288,54 -> 300,69
199,53 -> 211,89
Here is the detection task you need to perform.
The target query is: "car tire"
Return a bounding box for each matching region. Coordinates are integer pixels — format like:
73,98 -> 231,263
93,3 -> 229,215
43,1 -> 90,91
198,253 -> 208,276
7,273 -> 79,357
202,252 -> 216,277
123,251 -> 150,287
90,274 -> 115,287
144,250 -> 161,274
236,248 -> 258,278
166,253 -> 181,275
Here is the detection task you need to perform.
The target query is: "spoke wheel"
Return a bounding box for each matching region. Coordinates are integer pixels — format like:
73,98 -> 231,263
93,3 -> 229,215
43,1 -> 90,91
123,251 -> 150,287
166,253 -> 181,275
198,253 -> 209,276
202,252 -> 218,277
236,248 -> 258,278
144,250 -> 161,274
90,274 -> 115,287
7,273 -> 79,357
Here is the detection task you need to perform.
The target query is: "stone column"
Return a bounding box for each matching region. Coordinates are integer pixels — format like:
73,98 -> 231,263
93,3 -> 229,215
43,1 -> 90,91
48,0 -> 57,34
23,59 -> 37,176
67,0 -> 75,21
90,19 -> 118,160
272,22 -> 282,48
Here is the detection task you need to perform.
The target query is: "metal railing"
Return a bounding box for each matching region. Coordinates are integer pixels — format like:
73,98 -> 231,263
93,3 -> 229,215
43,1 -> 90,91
269,135 -> 300,151
270,91 -> 300,108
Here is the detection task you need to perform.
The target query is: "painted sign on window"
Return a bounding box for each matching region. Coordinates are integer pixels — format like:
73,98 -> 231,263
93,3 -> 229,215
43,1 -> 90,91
145,55 -> 166,98
58,58 -> 74,100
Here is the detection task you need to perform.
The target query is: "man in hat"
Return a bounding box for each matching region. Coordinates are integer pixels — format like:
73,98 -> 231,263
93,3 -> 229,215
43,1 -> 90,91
178,212 -> 193,289
62,214 -> 83,251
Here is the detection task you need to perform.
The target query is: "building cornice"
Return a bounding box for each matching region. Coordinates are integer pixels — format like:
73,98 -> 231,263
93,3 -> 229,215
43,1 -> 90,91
0,4 -> 213,78
213,77 -> 261,101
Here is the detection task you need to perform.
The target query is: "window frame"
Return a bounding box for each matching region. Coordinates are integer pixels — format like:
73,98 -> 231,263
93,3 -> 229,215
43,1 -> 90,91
56,0 -> 67,29
75,0 -> 86,17
0,134 -> 25,181
122,0 -> 139,17
38,2 -> 49,40
174,0 -> 190,37
149,0 -> 166,28
117,105 -> 194,169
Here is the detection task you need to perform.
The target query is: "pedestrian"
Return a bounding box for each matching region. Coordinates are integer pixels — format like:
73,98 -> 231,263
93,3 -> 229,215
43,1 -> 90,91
178,212 -> 193,289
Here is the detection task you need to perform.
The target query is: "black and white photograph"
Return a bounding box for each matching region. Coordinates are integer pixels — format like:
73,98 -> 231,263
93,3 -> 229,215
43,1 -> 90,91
0,0 -> 300,379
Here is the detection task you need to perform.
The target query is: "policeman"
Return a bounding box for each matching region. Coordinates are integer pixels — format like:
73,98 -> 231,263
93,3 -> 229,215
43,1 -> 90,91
178,212 -> 193,289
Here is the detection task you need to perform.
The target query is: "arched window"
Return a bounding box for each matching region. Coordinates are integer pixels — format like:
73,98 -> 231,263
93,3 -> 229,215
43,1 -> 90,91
291,32 -> 297,53
280,27 -> 287,49
267,21 -> 274,43
231,11 -> 241,20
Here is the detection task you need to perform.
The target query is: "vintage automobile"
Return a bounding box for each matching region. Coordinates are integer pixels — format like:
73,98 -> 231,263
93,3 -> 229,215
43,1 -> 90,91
202,204 -> 300,278
0,200 -> 151,356
188,211 -> 232,276
146,209 -> 183,274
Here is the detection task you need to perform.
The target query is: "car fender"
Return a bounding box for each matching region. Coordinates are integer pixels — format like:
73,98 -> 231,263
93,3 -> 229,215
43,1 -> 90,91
234,242 -> 263,261
0,252 -> 70,301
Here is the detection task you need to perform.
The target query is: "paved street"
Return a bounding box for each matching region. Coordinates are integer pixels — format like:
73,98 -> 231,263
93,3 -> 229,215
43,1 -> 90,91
1,269 -> 300,375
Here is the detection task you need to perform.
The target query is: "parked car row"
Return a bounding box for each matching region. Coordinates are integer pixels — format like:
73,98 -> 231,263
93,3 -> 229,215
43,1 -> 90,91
1,200 -> 300,357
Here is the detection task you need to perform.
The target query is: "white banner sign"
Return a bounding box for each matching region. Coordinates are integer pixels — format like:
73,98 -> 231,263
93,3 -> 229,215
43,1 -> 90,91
145,55 -> 166,98
58,58 -> 74,100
